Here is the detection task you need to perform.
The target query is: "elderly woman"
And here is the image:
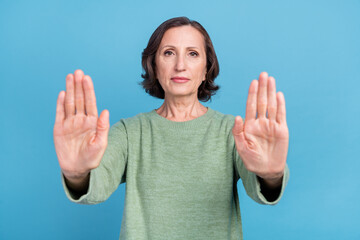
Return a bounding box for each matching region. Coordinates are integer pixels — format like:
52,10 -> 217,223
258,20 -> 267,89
54,17 -> 289,240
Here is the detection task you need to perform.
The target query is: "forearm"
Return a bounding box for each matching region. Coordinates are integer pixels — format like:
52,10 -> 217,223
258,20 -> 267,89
257,175 -> 283,202
63,171 -> 90,196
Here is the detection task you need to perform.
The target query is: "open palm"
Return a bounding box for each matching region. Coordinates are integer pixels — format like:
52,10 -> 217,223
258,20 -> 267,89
232,72 -> 289,181
53,70 -> 110,180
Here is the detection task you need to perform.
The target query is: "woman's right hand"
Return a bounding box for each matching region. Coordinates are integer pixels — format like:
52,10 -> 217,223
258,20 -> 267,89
53,69 -> 110,182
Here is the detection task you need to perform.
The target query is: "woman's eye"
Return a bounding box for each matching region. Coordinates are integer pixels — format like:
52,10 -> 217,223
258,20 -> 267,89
164,50 -> 174,56
189,51 -> 199,57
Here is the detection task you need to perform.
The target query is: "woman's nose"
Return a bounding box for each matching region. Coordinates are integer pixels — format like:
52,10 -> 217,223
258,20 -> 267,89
175,55 -> 186,72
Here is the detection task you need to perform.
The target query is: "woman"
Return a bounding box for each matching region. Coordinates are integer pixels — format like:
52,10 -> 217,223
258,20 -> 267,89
54,17 -> 289,240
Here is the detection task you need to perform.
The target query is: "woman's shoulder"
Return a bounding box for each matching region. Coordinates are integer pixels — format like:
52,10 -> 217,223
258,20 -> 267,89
210,108 -> 236,123
110,109 -> 155,129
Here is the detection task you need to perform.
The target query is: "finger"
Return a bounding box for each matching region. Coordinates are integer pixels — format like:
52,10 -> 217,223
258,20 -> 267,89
74,69 -> 85,115
267,76 -> 277,121
245,80 -> 258,122
94,109 -> 110,146
55,91 -> 65,124
83,75 -> 98,117
257,72 -> 268,118
276,92 -> 287,124
65,74 -> 75,117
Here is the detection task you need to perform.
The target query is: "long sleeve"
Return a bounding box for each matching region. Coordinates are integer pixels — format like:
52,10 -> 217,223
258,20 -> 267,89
232,133 -> 290,205
61,120 -> 128,204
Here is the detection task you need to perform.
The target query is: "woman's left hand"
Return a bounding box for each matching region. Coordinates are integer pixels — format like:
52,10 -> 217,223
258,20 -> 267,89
232,72 -> 289,187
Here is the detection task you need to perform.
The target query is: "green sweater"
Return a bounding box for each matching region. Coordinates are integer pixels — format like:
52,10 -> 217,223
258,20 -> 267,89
61,107 -> 289,240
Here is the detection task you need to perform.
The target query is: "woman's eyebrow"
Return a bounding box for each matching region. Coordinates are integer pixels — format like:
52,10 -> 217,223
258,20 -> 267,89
159,45 -> 175,50
159,45 -> 200,50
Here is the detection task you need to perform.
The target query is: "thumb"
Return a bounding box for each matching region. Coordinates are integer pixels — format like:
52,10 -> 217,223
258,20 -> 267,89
232,116 -> 244,136
95,109 -> 110,146
232,116 -> 247,151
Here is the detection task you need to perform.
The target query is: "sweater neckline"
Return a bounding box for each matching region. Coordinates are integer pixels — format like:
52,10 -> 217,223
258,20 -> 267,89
148,107 -> 216,129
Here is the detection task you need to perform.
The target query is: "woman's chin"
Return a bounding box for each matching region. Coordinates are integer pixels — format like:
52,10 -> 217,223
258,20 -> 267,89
165,91 -> 196,99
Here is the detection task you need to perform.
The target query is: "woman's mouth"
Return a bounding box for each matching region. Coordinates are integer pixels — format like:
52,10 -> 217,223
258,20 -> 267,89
171,77 -> 190,83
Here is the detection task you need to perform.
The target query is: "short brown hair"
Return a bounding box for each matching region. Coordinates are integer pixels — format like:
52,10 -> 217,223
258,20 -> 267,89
140,16 -> 220,102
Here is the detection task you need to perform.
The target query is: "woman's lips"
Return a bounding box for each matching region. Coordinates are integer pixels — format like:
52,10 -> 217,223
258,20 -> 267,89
171,77 -> 190,83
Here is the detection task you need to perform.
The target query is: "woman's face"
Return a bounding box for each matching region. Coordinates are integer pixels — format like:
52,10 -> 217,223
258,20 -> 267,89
155,26 -> 207,100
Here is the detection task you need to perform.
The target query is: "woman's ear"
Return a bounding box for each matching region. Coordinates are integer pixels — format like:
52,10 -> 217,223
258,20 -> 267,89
203,71 -> 207,81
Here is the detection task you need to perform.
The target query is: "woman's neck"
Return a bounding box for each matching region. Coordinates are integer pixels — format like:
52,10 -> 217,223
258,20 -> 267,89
155,95 -> 208,122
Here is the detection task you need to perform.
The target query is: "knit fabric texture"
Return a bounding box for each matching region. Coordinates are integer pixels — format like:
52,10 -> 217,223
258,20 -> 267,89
61,107 -> 290,240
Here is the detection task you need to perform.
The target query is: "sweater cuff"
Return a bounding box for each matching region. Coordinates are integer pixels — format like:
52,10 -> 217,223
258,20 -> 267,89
60,170 -> 94,204
254,164 -> 290,205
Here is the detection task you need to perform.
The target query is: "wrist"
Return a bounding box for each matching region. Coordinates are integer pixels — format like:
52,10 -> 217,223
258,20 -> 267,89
62,169 -> 90,179
63,171 -> 90,193
257,174 -> 283,189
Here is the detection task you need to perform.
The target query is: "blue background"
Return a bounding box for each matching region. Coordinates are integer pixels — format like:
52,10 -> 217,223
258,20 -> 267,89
1,0 -> 359,239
